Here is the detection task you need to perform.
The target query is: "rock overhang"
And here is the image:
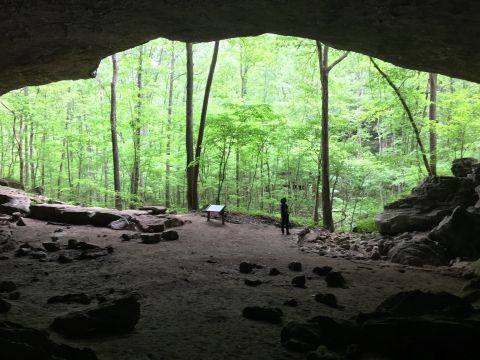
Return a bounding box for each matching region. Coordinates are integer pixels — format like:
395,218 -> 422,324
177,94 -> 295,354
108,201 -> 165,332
1,0 -> 479,95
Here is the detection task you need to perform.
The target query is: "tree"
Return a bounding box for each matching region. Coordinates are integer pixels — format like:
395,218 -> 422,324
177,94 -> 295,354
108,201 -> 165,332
185,42 -> 195,210
370,57 -> 432,176
315,41 -> 349,231
165,42 -> 176,208
110,54 -> 122,209
429,73 -> 438,176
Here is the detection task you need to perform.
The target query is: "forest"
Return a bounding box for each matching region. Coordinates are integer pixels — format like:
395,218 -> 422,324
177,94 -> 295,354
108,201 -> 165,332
0,35 -> 479,232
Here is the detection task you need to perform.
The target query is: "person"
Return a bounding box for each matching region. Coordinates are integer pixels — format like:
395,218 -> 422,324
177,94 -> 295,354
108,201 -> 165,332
280,197 -> 290,235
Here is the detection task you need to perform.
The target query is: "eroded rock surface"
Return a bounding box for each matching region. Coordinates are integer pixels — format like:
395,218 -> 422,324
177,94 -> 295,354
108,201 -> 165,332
1,1 -> 480,95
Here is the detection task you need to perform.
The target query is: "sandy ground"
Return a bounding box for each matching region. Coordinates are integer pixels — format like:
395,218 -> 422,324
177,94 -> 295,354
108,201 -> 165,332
0,214 -> 468,360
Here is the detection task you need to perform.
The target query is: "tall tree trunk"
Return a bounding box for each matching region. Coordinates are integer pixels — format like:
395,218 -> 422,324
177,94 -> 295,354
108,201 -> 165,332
110,54 -> 122,209
370,57 -> 432,176
185,42 -> 196,210
165,42 -> 176,208
429,73 -> 438,176
193,40 -> 220,207
130,45 -> 144,207
316,42 -> 349,231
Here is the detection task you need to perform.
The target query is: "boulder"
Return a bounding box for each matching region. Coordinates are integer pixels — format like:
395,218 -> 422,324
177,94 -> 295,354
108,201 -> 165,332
139,205 -> 167,215
135,215 -> 165,233
161,230 -> 179,241
314,293 -> 339,308
244,279 -> 262,287
0,189 -> 30,214
288,262 -> 302,271
375,176 -> 476,235
312,266 -> 332,276
292,275 -> 306,288
239,262 -> 254,274
0,321 -> 97,360
108,218 -> 129,230
451,157 -> 478,177
325,272 -> 346,288
0,280 -> 17,293
242,306 -> 283,324
140,233 -> 162,244
387,234 -> 449,266
429,206 -> 480,259
376,290 -> 474,318
0,298 -> 11,313
281,316 -> 355,352
48,293 -> 92,305
269,268 -> 281,276
163,217 -> 185,228
42,241 -> 61,252
50,294 -> 140,338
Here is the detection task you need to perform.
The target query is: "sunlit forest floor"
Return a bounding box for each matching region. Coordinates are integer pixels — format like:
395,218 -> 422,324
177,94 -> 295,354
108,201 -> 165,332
1,214 -> 466,360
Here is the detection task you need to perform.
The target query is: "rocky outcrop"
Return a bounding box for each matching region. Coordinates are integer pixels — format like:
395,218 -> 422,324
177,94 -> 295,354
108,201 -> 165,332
452,158 -> 478,178
375,176 -> 476,235
379,232 -> 450,266
281,291 -> 480,359
51,294 -> 140,338
1,1 -> 480,96
0,321 -> 97,360
0,186 -> 31,214
429,207 -> 480,259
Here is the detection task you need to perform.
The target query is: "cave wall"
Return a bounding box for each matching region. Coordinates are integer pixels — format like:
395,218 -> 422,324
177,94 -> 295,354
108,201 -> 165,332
1,0 -> 479,94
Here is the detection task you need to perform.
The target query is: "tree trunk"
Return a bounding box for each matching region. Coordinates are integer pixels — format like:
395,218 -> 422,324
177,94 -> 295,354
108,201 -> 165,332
130,45 -> 144,207
185,42 -> 196,210
110,54 -> 122,209
165,42 -> 176,208
429,72 -> 438,176
193,40 -> 220,207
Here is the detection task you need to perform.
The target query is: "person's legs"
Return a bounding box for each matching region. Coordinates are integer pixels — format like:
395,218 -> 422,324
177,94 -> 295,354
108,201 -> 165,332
286,216 -> 290,235
281,218 -> 285,234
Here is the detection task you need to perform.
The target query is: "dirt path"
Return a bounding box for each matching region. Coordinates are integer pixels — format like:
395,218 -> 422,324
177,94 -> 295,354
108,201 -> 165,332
1,214 -> 467,360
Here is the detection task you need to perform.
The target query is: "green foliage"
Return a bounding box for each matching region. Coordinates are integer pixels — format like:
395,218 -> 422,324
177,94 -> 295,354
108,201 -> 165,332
353,217 -> 377,233
0,35 -> 478,230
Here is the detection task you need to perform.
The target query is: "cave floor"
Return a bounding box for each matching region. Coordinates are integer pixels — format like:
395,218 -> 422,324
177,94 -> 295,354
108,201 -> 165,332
0,214 -> 466,360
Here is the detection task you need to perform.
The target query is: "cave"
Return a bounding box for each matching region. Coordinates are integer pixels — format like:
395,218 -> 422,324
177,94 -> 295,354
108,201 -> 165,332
1,1 -> 480,360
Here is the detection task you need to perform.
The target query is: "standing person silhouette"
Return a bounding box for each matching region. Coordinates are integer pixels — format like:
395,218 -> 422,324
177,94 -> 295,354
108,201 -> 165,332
280,198 -> 290,235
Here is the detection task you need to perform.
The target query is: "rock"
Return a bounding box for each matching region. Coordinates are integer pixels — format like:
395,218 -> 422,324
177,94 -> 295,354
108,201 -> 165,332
314,293 -> 339,308
242,306 -> 283,324
288,262 -> 302,271
108,218 -> 129,230
161,230 -> 179,241
462,278 -> 480,293
77,249 -> 109,260
239,262 -> 254,274
7,291 -> 20,300
0,321 -> 98,360
31,249 -> 48,260
292,275 -> 306,288
0,298 -> 11,312
325,272 -> 346,288
164,217 -> 185,228
67,239 -> 78,249
284,299 -> 298,307
42,241 -> 61,252
429,206 -> 480,259
0,187 -> 30,214
313,266 -> 332,276
140,233 -> 162,244
451,158 -> 478,177
281,316 -> 355,352
0,281 -> 16,293
269,267 -> 281,276
16,217 -> 26,226
15,244 -> 32,257
375,176 -> 476,235
135,215 -> 165,233
306,346 -> 344,360
387,235 -> 449,266
244,279 -> 262,287
90,211 -> 125,227
376,290 -> 474,318
357,313 -> 480,360
51,294 -> 140,338
31,185 -> 44,194
121,233 -> 132,241
139,205 -> 167,215
48,293 -> 91,305
58,253 -> 74,263
370,251 -> 381,260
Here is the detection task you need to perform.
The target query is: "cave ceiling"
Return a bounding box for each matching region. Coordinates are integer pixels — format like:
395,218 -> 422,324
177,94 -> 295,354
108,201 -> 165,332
1,0 -> 479,94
